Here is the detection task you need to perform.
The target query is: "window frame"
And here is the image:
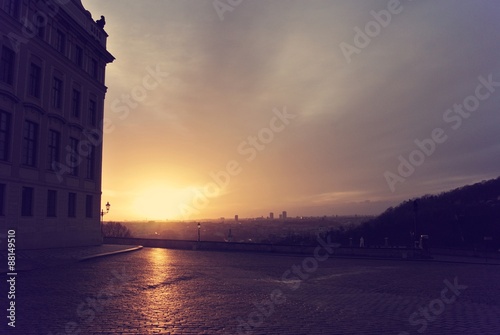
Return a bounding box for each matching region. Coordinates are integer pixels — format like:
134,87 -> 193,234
0,46 -> 15,85
68,137 -> 79,176
85,145 -> 95,180
88,98 -> 97,126
85,195 -> 93,218
71,88 -> 81,118
22,120 -> 38,167
0,110 -> 11,161
47,190 -> 57,217
68,192 -> 76,218
52,77 -> 63,109
21,186 -> 34,217
4,0 -> 20,19
0,183 -> 5,216
47,129 -> 60,170
55,29 -> 66,55
28,63 -> 42,98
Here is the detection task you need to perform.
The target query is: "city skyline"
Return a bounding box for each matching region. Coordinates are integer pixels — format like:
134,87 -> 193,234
83,0 -> 500,221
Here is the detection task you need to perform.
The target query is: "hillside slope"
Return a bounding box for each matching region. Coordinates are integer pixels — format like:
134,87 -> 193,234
347,177 -> 500,249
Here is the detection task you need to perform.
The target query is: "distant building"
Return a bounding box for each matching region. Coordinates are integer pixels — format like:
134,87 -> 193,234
282,211 -> 287,220
234,214 -> 238,222
269,212 -> 274,220
0,0 -> 114,248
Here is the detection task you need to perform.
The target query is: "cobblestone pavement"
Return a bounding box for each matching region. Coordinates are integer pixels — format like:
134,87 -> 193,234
2,248 -> 500,335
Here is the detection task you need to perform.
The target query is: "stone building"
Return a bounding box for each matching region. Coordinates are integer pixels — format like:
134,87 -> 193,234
0,0 -> 114,248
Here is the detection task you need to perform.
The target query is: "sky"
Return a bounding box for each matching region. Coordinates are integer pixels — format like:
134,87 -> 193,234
82,0 -> 500,221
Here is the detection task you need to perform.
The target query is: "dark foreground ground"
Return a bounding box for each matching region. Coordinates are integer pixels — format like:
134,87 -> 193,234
2,248 -> 500,335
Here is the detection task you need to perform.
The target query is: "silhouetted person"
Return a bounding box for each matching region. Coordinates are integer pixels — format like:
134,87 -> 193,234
96,15 -> 106,28
360,236 -> 365,248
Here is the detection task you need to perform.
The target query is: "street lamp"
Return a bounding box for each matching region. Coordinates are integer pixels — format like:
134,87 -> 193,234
197,222 -> 201,242
101,201 -> 111,237
413,200 -> 419,248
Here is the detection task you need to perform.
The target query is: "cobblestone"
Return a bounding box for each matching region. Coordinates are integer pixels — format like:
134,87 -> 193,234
1,248 -> 500,334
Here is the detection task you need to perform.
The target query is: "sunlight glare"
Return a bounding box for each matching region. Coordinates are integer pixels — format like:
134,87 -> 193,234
132,185 -> 192,220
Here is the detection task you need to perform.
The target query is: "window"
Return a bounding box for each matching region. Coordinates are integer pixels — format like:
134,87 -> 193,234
68,192 -> 76,217
88,99 -> 97,126
0,184 -> 5,216
90,58 -> 98,79
29,63 -> 42,98
36,16 -> 46,40
21,187 -> 34,216
47,190 -> 57,217
56,30 -> 66,54
75,46 -> 83,68
52,77 -> 63,109
72,89 -> 81,118
47,130 -> 60,170
85,195 -> 93,218
86,145 -> 95,180
0,46 -> 15,85
4,0 -> 20,18
0,111 -> 11,161
22,121 -> 38,167
69,137 -> 79,176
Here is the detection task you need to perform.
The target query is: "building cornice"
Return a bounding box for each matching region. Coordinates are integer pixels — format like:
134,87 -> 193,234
61,0 -> 115,62
47,113 -> 67,125
68,122 -> 85,132
23,102 -> 47,116
0,88 -> 21,104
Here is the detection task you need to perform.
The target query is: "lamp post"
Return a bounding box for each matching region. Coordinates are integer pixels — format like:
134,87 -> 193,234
100,201 -> 110,237
413,200 -> 419,248
197,222 -> 201,242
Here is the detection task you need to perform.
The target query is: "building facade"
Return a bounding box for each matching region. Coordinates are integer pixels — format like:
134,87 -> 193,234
0,0 -> 114,249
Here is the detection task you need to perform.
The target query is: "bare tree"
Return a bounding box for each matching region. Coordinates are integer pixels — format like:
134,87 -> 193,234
103,222 -> 133,238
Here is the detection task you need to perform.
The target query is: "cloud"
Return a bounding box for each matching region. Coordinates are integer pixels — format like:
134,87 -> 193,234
83,0 -> 500,219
